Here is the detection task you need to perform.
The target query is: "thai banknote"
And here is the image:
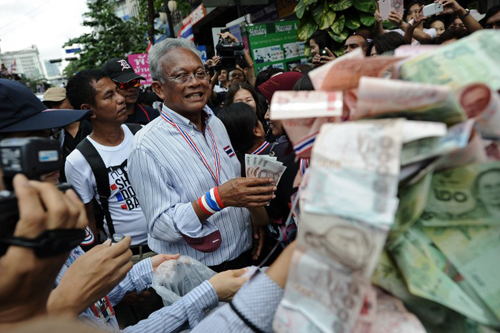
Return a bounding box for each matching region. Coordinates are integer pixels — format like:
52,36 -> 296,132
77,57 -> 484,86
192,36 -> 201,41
401,119 -> 474,166
320,57 -> 406,91
269,91 -> 344,158
305,167 -> 400,226
424,225 -> 500,322
309,48 -> 364,91
274,241 -> 370,333
388,226 -> 500,326
420,162 -> 500,226
245,154 -> 286,186
270,91 -> 343,119
388,171 -> 434,246
400,30 -> 500,91
352,288 -> 426,333
307,119 -> 404,225
401,120 -> 447,143
354,77 -> 466,126
456,83 -> 500,139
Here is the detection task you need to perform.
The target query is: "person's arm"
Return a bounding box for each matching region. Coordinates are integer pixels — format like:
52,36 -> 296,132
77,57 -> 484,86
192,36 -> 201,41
123,268 -> 248,333
129,148 -> 276,245
0,175 -> 87,328
374,9 -> 385,36
191,241 -> 297,333
436,0 -> 482,33
47,238 -> 133,315
243,50 -> 256,87
404,15 -> 426,44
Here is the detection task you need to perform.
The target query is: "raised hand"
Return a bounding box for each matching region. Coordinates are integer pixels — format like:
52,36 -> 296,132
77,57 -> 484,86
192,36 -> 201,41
218,177 -> 276,208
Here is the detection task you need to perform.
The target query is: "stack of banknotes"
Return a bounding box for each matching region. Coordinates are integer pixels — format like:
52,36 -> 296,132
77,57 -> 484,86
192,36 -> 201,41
245,154 -> 287,186
271,30 -> 500,333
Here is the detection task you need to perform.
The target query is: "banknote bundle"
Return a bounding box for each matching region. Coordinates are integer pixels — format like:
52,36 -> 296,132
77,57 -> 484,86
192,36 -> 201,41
271,30 -> 500,333
245,154 -> 286,186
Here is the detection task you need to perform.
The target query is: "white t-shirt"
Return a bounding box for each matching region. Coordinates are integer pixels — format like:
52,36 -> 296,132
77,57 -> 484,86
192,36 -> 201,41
213,84 -> 228,93
65,125 -> 148,246
391,27 -> 437,45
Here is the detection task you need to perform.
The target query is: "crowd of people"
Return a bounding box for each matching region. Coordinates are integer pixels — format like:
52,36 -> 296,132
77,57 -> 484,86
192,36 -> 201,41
0,0 -> 499,332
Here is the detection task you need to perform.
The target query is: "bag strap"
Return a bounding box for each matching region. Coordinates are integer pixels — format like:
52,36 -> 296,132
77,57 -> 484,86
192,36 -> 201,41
125,123 -> 142,135
76,138 -> 116,236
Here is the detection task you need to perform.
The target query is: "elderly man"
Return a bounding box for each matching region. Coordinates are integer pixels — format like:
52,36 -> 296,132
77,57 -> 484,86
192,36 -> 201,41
128,38 -> 274,271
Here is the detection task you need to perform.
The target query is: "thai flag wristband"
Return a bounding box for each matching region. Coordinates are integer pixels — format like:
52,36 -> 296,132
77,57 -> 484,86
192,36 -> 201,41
198,187 -> 225,216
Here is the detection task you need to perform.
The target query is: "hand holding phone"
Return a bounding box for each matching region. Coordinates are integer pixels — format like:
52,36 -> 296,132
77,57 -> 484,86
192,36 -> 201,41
423,3 -> 443,17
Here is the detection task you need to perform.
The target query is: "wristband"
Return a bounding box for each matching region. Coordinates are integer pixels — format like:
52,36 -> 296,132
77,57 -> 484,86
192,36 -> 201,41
198,196 -> 216,216
205,189 -> 221,212
0,229 -> 85,258
198,187 -> 226,217
213,186 -> 226,208
460,9 -> 470,20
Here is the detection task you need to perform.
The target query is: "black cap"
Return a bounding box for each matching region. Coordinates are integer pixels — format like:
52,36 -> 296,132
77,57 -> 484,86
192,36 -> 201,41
0,79 -> 92,134
101,58 -> 145,83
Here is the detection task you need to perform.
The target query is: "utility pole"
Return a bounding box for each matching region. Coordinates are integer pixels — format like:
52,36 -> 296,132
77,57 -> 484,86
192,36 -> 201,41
148,0 -> 155,45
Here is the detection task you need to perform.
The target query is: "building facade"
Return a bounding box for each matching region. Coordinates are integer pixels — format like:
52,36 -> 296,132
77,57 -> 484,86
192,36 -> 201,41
0,45 -> 45,79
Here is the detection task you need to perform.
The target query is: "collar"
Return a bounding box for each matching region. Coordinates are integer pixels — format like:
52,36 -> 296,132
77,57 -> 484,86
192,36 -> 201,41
161,104 -> 213,130
251,141 -> 270,155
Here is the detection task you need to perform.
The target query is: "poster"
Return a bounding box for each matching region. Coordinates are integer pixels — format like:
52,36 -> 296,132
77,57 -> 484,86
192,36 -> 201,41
245,20 -> 308,75
127,53 -> 152,86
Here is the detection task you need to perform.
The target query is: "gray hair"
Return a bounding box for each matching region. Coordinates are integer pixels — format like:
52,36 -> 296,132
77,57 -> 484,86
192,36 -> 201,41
149,38 -> 202,83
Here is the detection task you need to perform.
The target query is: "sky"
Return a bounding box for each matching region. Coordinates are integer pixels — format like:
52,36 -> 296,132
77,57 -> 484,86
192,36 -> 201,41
0,0 -> 91,61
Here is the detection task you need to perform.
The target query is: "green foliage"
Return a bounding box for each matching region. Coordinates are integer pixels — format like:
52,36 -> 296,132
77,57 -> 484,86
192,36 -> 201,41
295,0 -> 377,52
63,0 -> 150,77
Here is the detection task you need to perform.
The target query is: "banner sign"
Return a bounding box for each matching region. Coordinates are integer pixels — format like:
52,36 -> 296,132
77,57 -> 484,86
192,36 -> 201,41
127,53 -> 152,85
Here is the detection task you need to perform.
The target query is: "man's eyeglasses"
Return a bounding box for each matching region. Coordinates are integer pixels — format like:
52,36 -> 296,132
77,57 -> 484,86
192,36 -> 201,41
166,70 -> 209,84
116,79 -> 141,90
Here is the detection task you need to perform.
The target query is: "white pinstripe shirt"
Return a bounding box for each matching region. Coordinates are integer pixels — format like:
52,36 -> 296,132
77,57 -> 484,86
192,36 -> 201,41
56,247 -> 219,332
128,105 -> 252,266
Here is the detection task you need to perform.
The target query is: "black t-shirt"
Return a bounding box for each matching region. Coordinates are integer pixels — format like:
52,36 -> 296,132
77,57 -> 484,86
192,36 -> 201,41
126,103 -> 160,125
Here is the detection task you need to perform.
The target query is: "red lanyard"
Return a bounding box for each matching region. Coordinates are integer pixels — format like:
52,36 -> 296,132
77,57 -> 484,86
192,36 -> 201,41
161,110 -> 221,185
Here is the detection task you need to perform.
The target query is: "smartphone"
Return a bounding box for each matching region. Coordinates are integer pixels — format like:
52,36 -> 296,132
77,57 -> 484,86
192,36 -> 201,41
422,3 -> 443,17
379,0 -> 392,20
320,48 -> 329,57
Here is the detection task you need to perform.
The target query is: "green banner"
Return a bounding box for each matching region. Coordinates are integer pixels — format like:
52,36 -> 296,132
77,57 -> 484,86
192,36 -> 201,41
245,20 -> 308,75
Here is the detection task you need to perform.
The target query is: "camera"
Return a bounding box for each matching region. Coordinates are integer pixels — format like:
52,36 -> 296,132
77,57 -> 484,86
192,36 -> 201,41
0,137 -> 80,256
215,29 -> 245,70
1,137 -> 62,187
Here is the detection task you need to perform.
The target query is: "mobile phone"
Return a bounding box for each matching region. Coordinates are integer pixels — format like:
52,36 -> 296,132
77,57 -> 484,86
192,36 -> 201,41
422,3 -> 443,17
320,48 -> 329,56
379,0 -> 392,20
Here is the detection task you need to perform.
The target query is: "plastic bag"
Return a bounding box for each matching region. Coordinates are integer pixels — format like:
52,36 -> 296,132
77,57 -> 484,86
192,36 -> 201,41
152,255 -> 217,306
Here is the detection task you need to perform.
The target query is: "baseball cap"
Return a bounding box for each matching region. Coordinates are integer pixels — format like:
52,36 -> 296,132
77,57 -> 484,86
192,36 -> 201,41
0,79 -> 92,134
43,87 -> 66,102
102,58 -> 145,83
258,72 -> 304,103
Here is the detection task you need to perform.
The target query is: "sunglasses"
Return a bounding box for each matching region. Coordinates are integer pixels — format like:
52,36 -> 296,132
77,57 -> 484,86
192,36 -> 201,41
116,79 -> 141,90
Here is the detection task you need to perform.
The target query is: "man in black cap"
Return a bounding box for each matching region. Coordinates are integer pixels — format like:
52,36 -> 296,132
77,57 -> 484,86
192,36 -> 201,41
102,58 -> 159,125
